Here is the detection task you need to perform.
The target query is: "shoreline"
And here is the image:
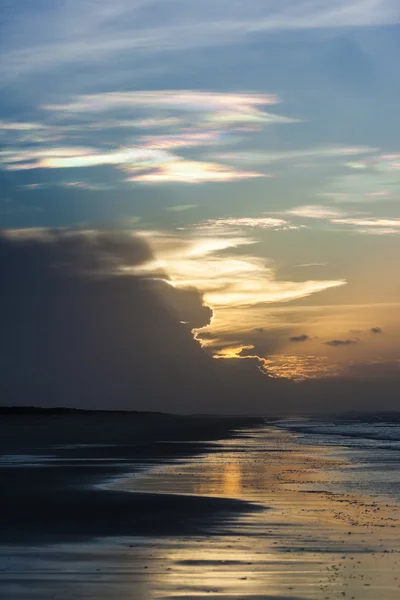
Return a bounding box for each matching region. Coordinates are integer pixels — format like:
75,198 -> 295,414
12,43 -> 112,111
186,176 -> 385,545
0,413 -> 263,545
1,417 -> 400,599
111,424 -> 400,598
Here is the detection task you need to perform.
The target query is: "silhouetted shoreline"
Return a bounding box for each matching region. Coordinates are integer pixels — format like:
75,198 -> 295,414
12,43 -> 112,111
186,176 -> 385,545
0,406 -> 166,416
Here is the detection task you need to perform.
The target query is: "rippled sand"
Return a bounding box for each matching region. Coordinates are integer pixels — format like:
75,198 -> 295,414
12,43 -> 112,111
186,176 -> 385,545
1,424 -> 400,599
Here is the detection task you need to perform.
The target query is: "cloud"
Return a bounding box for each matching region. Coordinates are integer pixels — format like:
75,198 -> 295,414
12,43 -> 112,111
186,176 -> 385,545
0,121 -> 48,132
330,217 -> 400,235
166,205 -> 198,212
289,334 -> 310,343
349,326 -> 383,334
262,354 -> 343,381
39,91 -> 294,157
214,146 -> 375,165
353,228 -> 400,235
126,160 -> 265,183
2,2 -> 399,84
43,90 -> 279,116
1,146 -> 176,171
137,131 -> 224,150
204,111 -> 298,126
2,89 -> 297,185
332,217 -> 400,228
324,339 -> 358,347
287,205 -> 347,219
19,181 -> 115,192
0,228 -> 399,414
198,217 -> 297,231
133,228 -> 346,309
281,205 -> 400,237
296,262 -> 328,268
318,153 -> 400,205
0,229 -> 226,411
0,227 -> 342,414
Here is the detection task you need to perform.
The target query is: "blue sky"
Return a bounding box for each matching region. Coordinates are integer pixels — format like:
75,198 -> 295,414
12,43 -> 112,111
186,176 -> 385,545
1,0 -> 400,382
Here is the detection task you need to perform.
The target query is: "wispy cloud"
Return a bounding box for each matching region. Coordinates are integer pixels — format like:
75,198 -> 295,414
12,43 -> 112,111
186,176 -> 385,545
0,121 -> 48,132
126,160 -> 265,183
198,217 -> 298,231
296,262 -> 328,268
43,90 -> 279,116
131,228 -> 346,309
1,90 -> 297,185
214,146 -> 376,165
283,205 -> 400,236
2,1 -> 399,82
319,153 -> 400,204
286,205 -> 347,219
166,205 -> 198,212
137,131 -> 224,150
1,146 -> 176,171
331,217 -> 400,235
19,181 -> 114,192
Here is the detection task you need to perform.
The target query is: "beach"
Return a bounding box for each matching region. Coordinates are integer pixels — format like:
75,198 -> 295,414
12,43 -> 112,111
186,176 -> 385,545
1,412 -> 400,599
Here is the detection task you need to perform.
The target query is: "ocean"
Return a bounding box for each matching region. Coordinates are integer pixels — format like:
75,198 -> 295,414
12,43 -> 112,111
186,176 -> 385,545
276,412 -> 400,502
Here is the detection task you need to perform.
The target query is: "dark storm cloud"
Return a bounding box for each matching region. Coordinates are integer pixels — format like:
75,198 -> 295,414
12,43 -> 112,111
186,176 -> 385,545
323,339 -> 358,347
0,229 -> 399,415
0,230 -> 217,412
289,334 -> 310,343
370,327 -> 383,334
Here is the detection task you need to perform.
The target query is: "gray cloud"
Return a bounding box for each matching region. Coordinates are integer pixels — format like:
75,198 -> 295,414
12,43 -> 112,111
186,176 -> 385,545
289,334 -> 310,343
0,230 -> 219,412
370,327 -> 382,334
0,229 -> 399,415
324,339 -> 358,347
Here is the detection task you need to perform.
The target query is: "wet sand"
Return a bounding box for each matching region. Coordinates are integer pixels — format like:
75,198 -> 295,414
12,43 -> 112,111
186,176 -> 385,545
1,417 -> 400,599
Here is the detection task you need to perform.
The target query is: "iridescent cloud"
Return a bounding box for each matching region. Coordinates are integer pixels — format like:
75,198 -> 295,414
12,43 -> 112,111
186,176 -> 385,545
319,152 -> 400,204
2,90 -> 299,185
138,131 -> 224,150
43,90 -> 279,114
1,146 -> 176,171
126,160 -> 265,183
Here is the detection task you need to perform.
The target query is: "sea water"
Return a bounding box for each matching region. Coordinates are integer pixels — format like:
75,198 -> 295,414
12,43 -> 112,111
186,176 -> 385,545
276,412 -> 400,502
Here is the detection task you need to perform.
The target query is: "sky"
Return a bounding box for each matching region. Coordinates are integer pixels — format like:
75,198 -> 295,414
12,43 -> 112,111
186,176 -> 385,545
1,1 -> 400,412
